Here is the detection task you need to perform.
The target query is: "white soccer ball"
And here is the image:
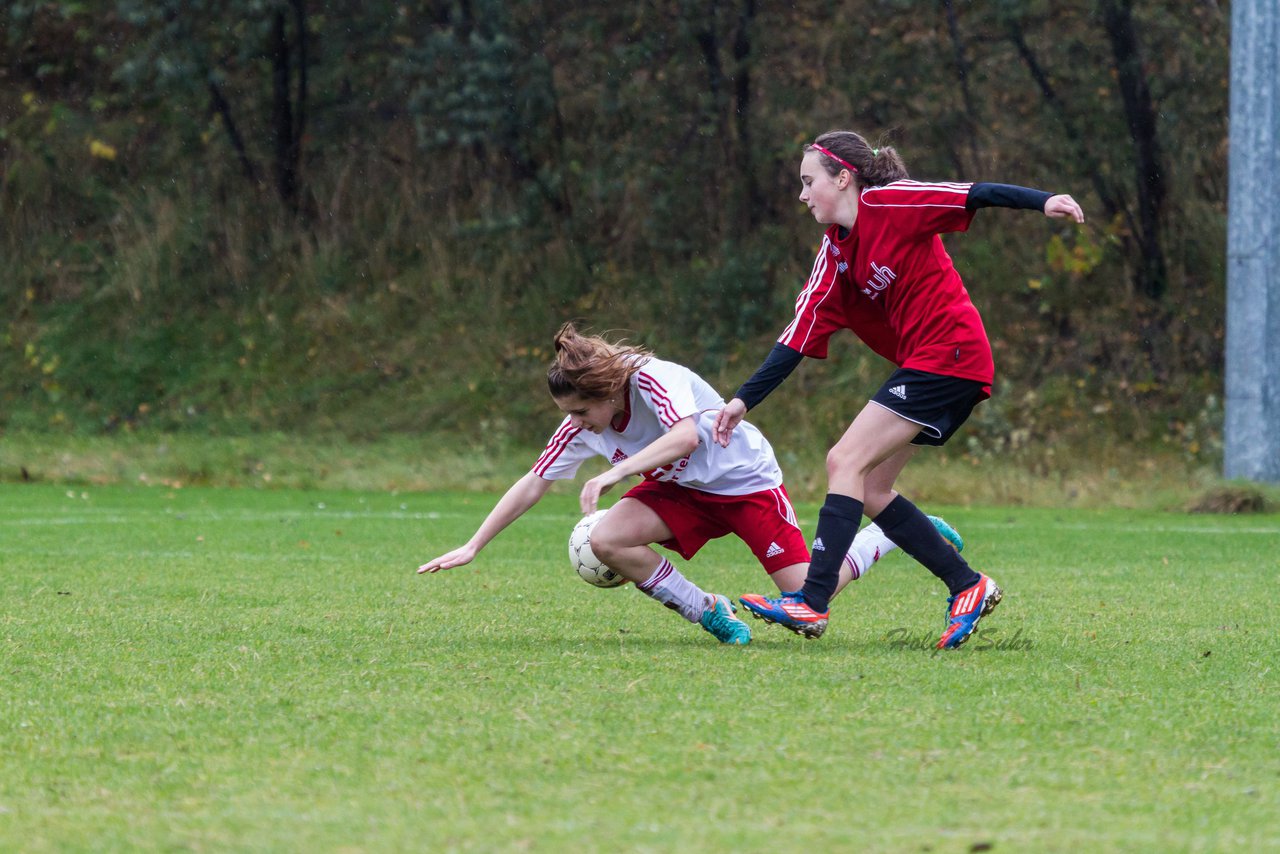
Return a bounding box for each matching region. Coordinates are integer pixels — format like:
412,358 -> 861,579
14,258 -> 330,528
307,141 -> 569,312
568,509 -> 627,588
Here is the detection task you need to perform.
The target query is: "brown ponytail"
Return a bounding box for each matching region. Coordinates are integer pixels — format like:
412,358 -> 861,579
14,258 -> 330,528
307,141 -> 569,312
547,322 -> 651,400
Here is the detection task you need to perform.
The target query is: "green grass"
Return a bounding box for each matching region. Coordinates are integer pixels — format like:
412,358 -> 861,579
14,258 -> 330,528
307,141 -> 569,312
2,482 -> 1278,852
3,428 -> 1271,512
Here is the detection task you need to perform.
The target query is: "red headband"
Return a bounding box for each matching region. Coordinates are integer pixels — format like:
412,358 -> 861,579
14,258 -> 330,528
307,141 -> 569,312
811,143 -> 858,175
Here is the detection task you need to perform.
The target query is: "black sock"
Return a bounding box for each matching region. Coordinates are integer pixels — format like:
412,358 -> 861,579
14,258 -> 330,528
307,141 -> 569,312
873,495 -> 979,596
799,493 -> 863,614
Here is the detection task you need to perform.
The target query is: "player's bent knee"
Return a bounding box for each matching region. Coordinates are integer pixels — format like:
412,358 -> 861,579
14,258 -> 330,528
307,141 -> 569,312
587,523 -> 627,561
826,445 -> 875,480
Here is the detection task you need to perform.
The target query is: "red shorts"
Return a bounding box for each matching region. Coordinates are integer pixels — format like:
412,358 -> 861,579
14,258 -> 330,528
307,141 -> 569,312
622,480 -> 810,575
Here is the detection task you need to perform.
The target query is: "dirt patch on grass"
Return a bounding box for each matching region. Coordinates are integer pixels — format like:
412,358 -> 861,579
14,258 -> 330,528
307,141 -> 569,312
1187,486 -> 1270,514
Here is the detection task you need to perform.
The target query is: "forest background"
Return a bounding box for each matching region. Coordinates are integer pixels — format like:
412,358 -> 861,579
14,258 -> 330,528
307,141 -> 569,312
0,1 -> 1238,504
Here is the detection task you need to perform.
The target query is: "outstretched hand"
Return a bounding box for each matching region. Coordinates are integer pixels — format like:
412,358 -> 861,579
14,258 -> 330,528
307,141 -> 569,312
1044,194 -> 1084,223
418,544 -> 478,574
712,399 -> 747,448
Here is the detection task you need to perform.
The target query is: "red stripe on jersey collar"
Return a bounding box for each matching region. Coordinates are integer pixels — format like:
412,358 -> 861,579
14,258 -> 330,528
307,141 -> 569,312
610,386 -> 632,432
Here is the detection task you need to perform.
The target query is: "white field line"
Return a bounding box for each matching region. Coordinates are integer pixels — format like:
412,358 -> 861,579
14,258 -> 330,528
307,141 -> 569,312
0,510 -> 473,526
0,547 -> 346,563
954,521 -> 1280,536
0,515 -> 141,526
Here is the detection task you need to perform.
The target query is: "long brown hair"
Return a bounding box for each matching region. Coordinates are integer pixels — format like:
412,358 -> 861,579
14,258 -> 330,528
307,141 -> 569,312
546,322 -> 651,400
809,130 -> 909,188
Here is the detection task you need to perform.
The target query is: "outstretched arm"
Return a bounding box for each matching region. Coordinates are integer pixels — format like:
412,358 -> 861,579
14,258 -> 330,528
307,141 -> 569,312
967,182 -> 1084,223
713,343 -> 804,447
579,417 -> 700,514
418,471 -> 554,573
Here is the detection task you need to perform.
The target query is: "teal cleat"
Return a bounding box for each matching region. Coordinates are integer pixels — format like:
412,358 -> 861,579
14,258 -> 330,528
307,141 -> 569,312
928,515 -> 964,553
699,594 -> 752,645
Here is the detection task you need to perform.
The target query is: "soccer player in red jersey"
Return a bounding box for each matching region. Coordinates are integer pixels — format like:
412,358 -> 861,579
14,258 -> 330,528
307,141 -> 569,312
714,129 -> 1085,648
420,322 -> 960,645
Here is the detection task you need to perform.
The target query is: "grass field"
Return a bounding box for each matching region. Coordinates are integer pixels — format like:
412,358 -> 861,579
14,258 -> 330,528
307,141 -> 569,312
2,481 -> 1278,852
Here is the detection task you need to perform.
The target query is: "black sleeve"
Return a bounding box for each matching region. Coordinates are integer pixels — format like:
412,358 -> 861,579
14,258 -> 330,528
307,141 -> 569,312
966,182 -> 1053,212
733,343 -> 805,411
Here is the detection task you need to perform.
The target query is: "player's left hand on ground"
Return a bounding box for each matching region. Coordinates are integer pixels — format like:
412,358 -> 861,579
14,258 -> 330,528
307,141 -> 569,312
1044,194 -> 1084,223
418,544 -> 477,574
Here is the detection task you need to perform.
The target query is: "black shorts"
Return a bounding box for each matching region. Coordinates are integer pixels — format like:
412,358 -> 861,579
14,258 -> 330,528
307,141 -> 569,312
869,368 -> 989,447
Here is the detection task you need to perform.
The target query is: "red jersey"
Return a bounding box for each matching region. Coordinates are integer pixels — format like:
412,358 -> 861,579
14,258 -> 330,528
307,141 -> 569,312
779,180 -> 994,394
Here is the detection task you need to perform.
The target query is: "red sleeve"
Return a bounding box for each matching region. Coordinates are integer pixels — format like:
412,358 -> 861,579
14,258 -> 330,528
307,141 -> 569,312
860,181 -> 976,237
776,234 -> 844,359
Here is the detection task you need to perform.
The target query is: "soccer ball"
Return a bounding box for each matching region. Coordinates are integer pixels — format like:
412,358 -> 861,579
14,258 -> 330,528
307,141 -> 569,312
568,509 -> 626,588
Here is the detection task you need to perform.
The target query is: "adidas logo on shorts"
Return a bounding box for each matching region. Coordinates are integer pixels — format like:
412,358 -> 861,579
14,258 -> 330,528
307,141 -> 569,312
889,384 -> 907,400
765,542 -> 784,558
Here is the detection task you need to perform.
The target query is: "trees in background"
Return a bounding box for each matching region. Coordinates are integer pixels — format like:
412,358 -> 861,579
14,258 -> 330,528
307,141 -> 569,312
2,1 -> 1225,286
0,1 -> 1229,445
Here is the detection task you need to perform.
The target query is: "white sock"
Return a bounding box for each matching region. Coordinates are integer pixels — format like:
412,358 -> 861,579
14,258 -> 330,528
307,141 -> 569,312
637,557 -> 711,623
843,522 -> 896,581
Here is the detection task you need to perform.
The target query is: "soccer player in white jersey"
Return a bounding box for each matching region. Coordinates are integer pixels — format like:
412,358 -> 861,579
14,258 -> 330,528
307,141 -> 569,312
419,322 -> 963,645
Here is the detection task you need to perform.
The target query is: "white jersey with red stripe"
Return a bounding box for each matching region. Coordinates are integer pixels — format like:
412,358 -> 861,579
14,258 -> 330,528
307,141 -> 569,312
532,356 -> 783,496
